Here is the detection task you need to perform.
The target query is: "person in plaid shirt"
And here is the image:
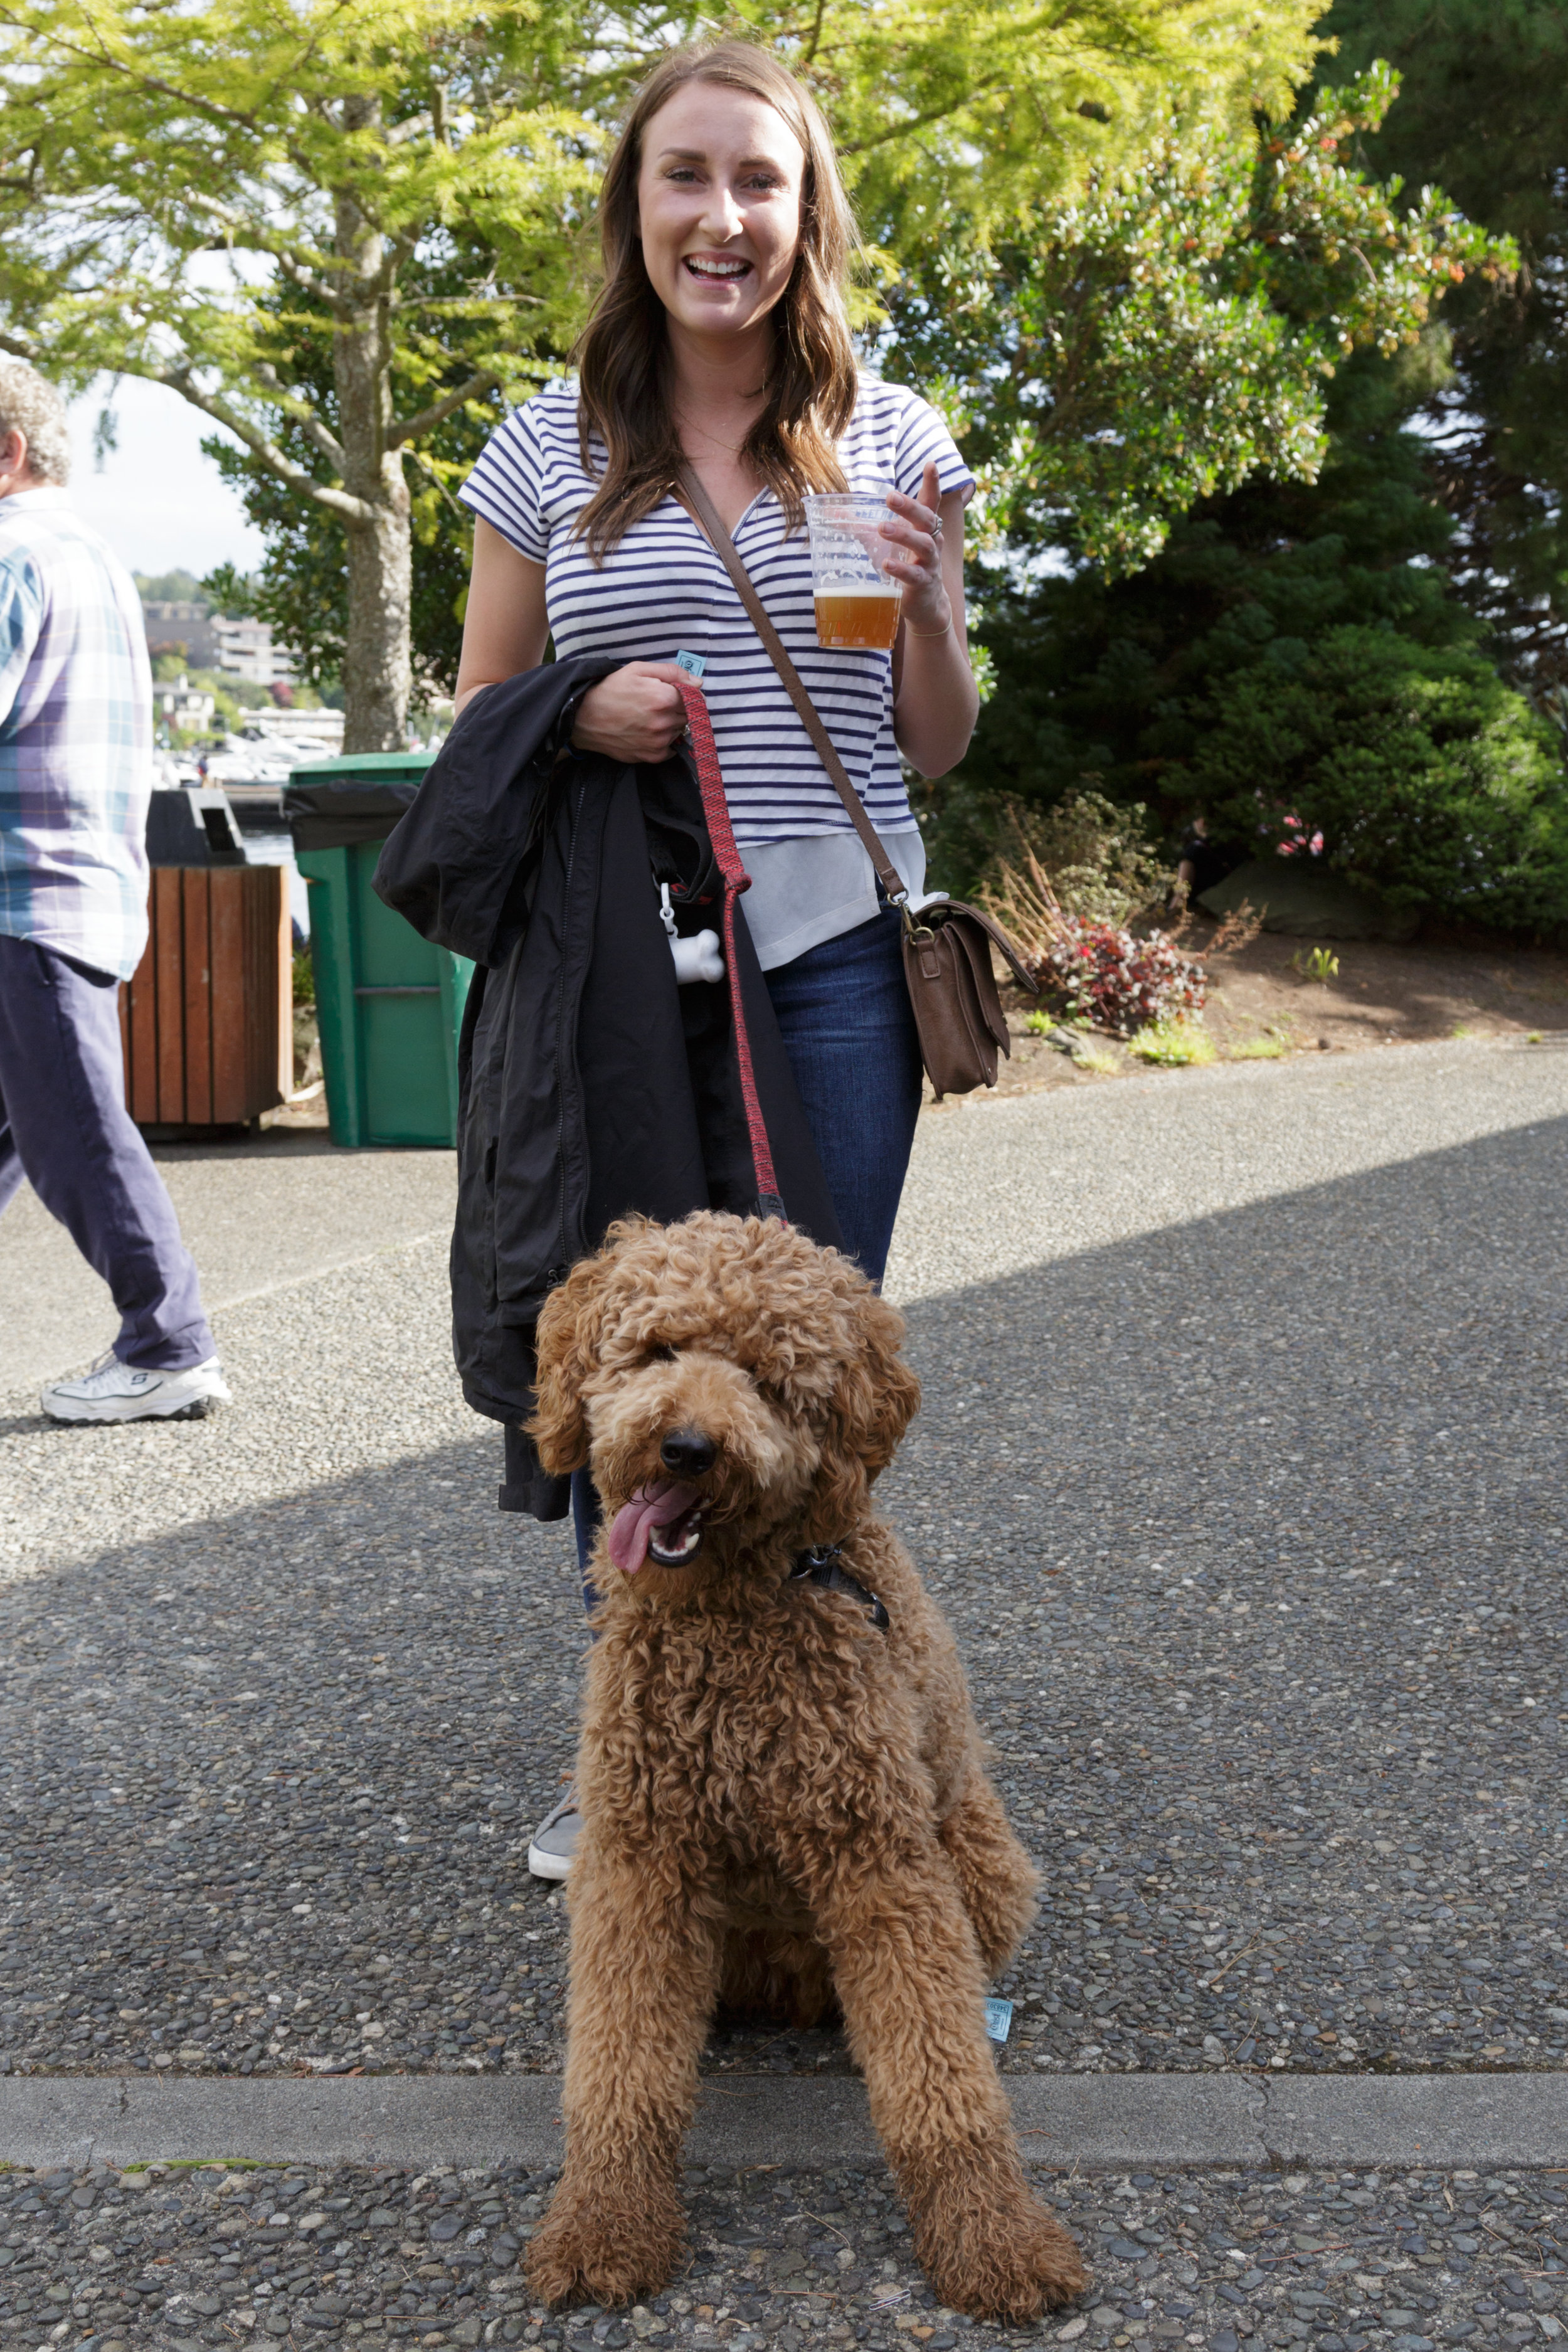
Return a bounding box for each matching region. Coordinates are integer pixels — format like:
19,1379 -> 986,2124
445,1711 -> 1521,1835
0,359 -> 229,1422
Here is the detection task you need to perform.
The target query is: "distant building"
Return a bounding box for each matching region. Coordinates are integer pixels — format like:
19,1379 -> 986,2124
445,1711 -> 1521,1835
159,675 -> 216,733
142,600 -> 219,669
212,615 -> 295,687
138,595 -> 295,688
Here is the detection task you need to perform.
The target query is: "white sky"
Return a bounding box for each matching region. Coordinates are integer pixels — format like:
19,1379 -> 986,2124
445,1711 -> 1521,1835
67,373 -> 266,581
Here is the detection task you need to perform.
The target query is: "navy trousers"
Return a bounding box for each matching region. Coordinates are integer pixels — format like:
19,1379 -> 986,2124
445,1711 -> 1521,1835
571,904 -> 923,1606
0,933 -> 216,1371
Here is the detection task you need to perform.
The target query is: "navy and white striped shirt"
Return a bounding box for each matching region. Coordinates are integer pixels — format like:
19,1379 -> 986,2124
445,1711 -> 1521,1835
459,375 -> 973,856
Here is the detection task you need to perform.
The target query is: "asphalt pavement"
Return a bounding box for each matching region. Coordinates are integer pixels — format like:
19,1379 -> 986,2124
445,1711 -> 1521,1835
0,1132 -> 457,1394
0,1035 -> 1565,2351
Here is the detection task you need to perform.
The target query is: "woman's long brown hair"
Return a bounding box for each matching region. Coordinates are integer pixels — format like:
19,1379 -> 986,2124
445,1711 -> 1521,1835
573,41 -> 859,559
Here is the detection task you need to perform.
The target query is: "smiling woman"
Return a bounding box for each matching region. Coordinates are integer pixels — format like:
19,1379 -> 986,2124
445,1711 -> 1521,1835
455,41 -> 975,1269
443,41 -> 982,1882
569,50 -> 858,558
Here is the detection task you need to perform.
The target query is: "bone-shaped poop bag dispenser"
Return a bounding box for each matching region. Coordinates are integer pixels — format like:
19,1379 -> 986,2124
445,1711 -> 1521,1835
659,884 -> 724,985
659,649 -> 728,987
672,931 -> 725,984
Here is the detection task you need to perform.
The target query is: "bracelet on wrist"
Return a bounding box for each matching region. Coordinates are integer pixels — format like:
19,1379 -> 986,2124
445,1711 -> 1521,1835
904,616 -> 952,640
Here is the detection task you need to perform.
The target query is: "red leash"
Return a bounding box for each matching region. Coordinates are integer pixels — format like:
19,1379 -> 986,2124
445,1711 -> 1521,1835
674,675 -> 785,1222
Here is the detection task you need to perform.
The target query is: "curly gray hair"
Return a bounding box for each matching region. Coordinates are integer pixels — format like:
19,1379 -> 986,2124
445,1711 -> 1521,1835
0,359 -> 71,487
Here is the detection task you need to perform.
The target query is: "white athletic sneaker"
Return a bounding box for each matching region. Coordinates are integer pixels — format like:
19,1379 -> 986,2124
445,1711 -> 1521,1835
527,1785 -> 580,1881
41,1351 -> 233,1424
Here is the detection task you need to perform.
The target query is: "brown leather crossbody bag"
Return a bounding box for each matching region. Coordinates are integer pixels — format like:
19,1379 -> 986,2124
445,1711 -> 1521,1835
679,467 -> 1038,1100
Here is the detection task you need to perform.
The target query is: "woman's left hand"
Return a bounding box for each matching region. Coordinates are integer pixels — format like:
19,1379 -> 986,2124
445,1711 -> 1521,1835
878,459 -> 951,639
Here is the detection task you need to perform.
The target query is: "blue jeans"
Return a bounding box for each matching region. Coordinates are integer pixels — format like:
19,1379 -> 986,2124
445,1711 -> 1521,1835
763,903 -> 924,1286
0,934 -> 216,1370
572,906 -> 922,1602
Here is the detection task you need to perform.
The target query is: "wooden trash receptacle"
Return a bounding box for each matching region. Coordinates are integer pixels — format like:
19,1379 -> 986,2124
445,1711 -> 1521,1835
118,864 -> 292,1128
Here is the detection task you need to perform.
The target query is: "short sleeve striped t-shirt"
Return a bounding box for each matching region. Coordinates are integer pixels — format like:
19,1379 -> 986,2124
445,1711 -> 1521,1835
458,375 -> 973,852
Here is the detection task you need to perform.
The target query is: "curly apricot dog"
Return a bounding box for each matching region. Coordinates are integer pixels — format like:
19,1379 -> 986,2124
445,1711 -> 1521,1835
524,1210 -> 1088,2324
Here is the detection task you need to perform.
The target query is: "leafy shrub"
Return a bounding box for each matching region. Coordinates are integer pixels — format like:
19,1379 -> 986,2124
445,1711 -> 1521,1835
977,789 -> 1166,956
1043,920 -> 1208,1037
937,346 -> 1568,933
1129,1017 -> 1216,1067
1185,626 -> 1568,926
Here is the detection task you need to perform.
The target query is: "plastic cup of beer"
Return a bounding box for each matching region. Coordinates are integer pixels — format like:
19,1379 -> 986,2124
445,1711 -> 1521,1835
804,490 -> 902,650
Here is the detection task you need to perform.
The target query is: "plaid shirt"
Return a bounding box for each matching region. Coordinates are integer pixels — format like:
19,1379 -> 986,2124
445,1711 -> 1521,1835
0,488 -> 152,983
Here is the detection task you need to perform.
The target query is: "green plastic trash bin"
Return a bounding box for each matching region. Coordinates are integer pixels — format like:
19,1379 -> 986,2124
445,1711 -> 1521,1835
284,751 -> 472,1149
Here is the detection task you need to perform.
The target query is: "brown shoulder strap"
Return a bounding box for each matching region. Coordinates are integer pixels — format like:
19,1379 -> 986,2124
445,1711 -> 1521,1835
677,465 -> 909,905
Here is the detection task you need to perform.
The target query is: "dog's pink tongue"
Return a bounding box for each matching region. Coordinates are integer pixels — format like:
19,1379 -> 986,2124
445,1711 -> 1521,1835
607,1481 -> 701,1575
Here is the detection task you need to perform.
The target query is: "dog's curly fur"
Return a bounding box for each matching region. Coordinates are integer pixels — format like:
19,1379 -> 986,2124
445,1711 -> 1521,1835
524,1212 -> 1089,2324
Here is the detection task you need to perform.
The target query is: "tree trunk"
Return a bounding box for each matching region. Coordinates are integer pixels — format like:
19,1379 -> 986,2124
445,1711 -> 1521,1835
334,105 -> 412,755
342,492 -> 411,754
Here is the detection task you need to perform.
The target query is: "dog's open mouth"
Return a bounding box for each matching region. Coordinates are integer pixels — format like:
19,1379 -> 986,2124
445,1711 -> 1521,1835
607,1480 -> 706,1574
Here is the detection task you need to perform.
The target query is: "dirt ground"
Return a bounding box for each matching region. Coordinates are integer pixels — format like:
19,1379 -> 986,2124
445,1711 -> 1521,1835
971,914 -> 1568,1106
268,916 -> 1568,1133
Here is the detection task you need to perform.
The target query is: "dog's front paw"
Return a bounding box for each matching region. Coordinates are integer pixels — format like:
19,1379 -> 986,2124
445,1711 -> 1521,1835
526,2178 -> 684,2309
909,2159 -> 1089,2323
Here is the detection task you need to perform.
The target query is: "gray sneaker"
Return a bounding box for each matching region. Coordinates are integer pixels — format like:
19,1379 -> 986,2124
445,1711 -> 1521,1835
527,1786 -> 580,1881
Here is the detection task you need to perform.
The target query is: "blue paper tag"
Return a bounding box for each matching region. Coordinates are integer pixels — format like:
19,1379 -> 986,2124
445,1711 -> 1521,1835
674,649 -> 707,679
983,1998 -> 1014,2044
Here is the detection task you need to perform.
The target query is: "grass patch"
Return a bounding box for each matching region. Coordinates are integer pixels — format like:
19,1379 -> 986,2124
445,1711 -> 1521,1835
1073,1046 -> 1120,1075
1451,1021 -> 1477,1039
1528,1029 -> 1545,1044
122,2158 -> 265,2172
1291,945 -> 1341,983
1230,1035 -> 1286,1061
1128,1018 -> 1217,1068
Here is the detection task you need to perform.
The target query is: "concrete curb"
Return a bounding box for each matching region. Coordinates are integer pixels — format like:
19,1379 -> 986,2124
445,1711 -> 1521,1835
1,2074 -> 1564,2175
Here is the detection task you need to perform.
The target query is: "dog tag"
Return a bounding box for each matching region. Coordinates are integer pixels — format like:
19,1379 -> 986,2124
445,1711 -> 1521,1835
674,649 -> 707,679
983,1998 -> 1014,2044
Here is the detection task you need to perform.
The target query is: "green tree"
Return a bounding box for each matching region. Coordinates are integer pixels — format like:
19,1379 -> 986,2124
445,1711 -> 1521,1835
0,0 -> 1496,748
1325,0 -> 1568,706
0,0 -> 1325,749
935,341 -> 1568,925
1323,0 -> 1568,696
0,0 -> 600,749
198,265 -> 495,704
884,68 -> 1497,574
134,568 -> 206,606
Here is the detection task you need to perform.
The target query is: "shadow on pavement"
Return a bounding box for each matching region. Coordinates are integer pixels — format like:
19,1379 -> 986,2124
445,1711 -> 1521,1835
0,1115 -> 1563,2084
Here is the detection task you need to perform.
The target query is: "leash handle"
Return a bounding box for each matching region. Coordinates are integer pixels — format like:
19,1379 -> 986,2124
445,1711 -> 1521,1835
673,674 -> 785,1222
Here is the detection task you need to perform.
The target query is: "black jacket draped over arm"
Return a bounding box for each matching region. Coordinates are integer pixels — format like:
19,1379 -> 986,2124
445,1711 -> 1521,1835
374,657 -> 842,1519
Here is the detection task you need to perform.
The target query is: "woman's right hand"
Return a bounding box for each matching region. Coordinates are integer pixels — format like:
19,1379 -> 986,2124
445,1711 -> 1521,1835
571,662 -> 692,763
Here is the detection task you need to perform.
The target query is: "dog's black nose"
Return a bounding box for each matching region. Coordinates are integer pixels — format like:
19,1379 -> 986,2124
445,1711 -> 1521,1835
660,1427 -> 716,1477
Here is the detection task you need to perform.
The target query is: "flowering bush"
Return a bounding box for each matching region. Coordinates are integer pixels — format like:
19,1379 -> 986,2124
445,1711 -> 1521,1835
1042,919 -> 1207,1037
1278,813 -> 1325,857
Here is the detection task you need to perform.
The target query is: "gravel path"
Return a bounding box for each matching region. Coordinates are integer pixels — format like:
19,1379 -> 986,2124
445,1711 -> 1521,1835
0,1037 -> 1563,2094
3,2153 -> 1565,2352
